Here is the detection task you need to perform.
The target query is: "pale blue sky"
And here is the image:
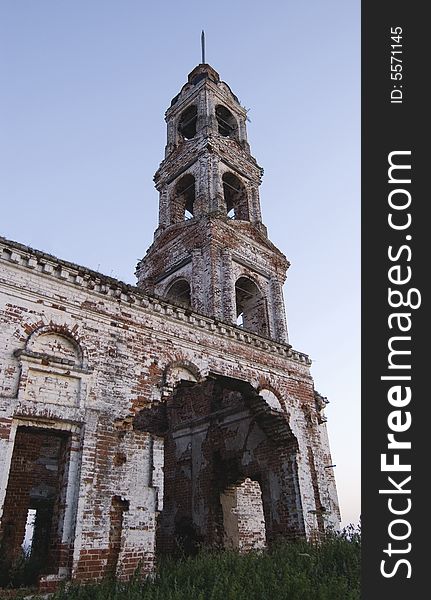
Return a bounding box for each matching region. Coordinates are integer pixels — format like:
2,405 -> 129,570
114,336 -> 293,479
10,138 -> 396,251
0,1 -> 360,526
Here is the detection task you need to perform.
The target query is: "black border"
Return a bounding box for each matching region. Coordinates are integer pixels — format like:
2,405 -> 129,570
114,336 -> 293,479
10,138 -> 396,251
362,1 -> 427,596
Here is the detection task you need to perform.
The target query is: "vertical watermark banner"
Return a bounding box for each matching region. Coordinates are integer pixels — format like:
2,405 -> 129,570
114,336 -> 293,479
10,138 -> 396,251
362,1 -> 427,597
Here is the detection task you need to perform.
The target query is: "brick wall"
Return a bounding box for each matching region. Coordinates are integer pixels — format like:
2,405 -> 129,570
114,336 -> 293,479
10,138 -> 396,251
0,236 -> 340,586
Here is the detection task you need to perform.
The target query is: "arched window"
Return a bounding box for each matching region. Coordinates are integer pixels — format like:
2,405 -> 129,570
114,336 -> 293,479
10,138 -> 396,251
216,105 -> 237,138
27,328 -> 83,367
178,105 -> 198,140
222,172 -> 249,221
165,279 -> 191,308
172,174 -> 196,222
235,276 -> 268,336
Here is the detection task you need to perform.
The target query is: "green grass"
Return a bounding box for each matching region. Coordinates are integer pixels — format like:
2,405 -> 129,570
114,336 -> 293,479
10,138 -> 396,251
0,528 -> 360,600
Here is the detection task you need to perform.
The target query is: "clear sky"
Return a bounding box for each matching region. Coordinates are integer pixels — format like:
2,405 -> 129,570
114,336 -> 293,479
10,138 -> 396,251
0,1 -> 360,527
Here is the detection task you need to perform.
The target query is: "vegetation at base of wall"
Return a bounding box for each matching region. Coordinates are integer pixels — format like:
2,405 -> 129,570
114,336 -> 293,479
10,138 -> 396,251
0,543 -> 44,590
0,526 -> 361,600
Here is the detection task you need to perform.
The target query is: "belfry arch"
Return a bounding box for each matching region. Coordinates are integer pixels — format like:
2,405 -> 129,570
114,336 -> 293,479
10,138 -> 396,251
235,276 -> 268,336
171,174 -> 196,223
216,105 -> 238,139
222,172 -> 249,220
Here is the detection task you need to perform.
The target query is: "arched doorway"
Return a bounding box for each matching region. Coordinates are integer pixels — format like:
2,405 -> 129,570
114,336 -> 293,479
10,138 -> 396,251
134,375 -> 303,556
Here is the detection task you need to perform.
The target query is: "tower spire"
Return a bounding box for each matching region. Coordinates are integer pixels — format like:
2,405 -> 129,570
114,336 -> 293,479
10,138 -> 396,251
201,30 -> 206,64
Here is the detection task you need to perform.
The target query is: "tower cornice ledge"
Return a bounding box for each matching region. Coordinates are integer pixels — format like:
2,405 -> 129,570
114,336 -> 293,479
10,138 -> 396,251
154,135 -> 262,188
137,214 -> 289,276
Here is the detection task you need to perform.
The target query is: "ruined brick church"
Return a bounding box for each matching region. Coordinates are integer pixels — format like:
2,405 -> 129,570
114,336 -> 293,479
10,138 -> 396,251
0,62 -> 339,587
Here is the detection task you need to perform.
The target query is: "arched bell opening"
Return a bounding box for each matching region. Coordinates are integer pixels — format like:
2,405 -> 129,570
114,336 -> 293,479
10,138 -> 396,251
172,174 -> 196,222
216,105 -> 237,139
235,276 -> 268,336
222,172 -> 249,221
178,105 -> 198,140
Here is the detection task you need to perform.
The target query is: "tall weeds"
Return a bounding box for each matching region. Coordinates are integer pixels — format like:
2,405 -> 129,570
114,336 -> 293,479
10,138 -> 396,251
0,526 -> 361,600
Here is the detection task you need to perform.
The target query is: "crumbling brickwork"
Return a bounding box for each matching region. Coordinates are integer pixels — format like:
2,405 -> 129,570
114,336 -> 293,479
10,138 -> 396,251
221,478 -> 267,552
0,61 -> 339,589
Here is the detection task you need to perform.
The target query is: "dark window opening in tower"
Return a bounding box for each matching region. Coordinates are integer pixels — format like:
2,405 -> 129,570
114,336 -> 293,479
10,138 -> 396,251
222,173 -> 249,221
216,105 -> 237,138
173,174 -> 196,222
165,279 -> 191,308
235,277 -> 268,336
178,105 -> 198,140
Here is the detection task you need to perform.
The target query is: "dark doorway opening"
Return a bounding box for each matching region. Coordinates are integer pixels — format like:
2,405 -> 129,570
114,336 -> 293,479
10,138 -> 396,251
0,427 -> 71,586
106,496 -> 129,577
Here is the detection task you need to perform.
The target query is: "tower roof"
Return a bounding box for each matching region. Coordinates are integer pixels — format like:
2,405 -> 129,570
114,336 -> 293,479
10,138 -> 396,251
188,63 -> 220,85
170,63 -> 240,107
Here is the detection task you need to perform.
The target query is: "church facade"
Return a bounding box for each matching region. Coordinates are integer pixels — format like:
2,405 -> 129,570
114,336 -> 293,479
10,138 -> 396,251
0,63 -> 339,589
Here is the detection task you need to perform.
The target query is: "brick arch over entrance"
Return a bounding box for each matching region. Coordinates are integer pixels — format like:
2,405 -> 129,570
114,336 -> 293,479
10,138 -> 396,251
134,374 -> 304,556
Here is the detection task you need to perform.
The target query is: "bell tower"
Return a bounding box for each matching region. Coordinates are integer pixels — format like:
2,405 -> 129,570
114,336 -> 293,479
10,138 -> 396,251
136,62 -> 290,344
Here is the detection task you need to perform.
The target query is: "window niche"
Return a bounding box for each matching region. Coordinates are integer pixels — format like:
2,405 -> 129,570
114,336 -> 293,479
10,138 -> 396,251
165,279 -> 191,308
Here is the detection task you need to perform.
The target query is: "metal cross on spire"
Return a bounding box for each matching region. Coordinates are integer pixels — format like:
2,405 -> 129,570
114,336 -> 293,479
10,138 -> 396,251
201,30 -> 206,64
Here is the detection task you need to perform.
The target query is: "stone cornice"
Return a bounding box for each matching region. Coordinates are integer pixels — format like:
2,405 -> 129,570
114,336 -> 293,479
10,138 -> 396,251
155,136 -> 262,188
0,235 -> 312,367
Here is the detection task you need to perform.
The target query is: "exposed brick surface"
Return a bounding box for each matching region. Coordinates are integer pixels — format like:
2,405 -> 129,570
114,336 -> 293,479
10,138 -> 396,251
0,62 -> 339,588
0,428 -> 69,573
220,478 -> 267,552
